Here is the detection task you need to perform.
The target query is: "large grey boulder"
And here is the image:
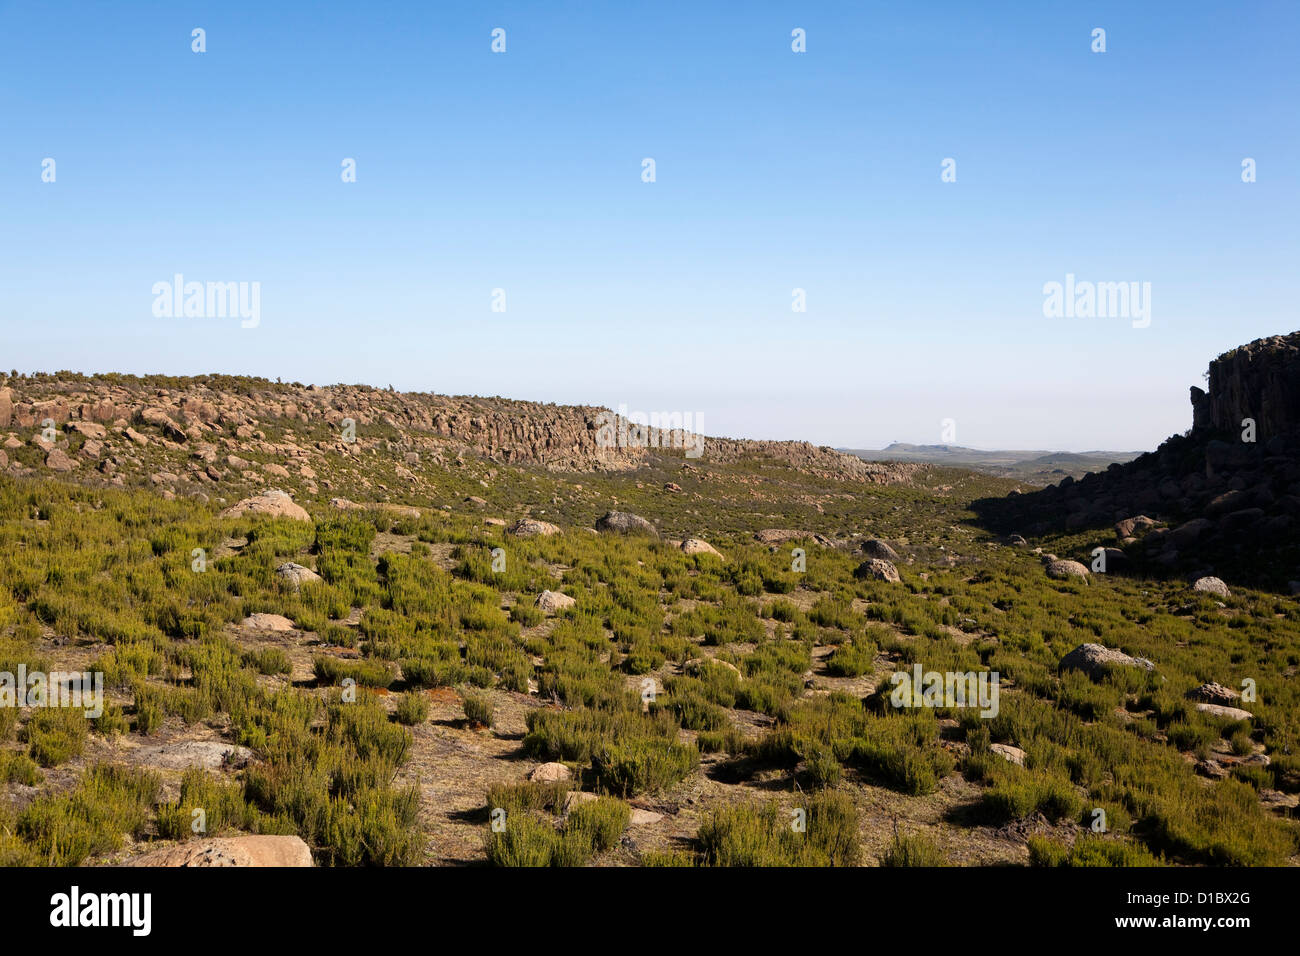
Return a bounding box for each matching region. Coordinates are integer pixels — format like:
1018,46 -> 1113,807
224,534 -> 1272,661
596,511 -> 658,537
1059,643 -> 1155,677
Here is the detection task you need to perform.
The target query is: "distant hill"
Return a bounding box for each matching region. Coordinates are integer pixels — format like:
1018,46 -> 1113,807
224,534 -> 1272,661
841,443 -> 1144,483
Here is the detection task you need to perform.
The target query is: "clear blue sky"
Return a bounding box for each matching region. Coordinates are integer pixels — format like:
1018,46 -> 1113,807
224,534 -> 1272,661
2,1 -> 1296,451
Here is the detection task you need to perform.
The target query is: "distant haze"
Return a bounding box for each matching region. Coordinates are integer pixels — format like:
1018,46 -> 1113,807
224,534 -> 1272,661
2,3 -> 1295,456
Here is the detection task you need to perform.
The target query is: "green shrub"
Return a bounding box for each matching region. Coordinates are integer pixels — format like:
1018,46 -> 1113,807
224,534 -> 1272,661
394,690 -> 429,726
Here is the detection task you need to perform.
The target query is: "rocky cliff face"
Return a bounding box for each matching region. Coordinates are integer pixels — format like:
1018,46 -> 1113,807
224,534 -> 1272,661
976,331 -> 1300,592
1190,332 -> 1300,437
0,373 -> 914,489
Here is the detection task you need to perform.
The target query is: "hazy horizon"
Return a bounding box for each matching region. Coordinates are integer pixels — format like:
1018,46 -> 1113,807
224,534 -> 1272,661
3,1 -> 1296,453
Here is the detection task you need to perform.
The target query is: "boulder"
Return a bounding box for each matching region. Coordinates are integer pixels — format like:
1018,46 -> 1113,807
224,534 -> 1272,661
129,740 -> 253,771
507,518 -> 560,537
681,538 -> 723,558
535,590 -> 576,614
67,421 -> 107,440
275,562 -> 322,590
596,510 -> 658,536
1114,515 -> 1156,538
44,448 -> 76,472
989,743 -> 1026,766
1059,643 -> 1155,677
754,529 -> 806,544
240,613 -> 296,631
1191,576 -> 1231,598
221,489 -> 311,522
860,538 -> 899,561
1194,702 -> 1252,722
853,558 -> 900,583
529,762 -> 572,783
1045,559 -> 1090,581
125,835 -> 313,867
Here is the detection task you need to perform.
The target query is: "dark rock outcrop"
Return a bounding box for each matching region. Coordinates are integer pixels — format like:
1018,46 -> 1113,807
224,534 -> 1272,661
973,331 -> 1300,591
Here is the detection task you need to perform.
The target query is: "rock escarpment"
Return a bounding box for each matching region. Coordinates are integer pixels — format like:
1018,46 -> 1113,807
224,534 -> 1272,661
975,331 -> 1300,592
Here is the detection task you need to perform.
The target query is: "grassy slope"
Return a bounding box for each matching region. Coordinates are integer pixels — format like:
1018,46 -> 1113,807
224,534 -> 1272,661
0,445 -> 1297,867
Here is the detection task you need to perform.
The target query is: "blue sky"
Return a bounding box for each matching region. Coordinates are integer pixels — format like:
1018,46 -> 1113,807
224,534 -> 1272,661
1,1 -> 1296,451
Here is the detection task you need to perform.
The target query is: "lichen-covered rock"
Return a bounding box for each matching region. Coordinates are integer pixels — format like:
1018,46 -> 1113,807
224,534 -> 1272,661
535,590 -> 576,614
1059,643 -> 1155,677
221,489 -> 311,522
596,511 -> 658,536
126,835 -> 312,867
853,558 -> 900,583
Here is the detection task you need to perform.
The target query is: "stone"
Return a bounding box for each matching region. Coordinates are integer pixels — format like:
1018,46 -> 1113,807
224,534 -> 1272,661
220,489 -> 311,522
44,448 -> 76,472
1045,559 -> 1090,581
126,835 -> 313,867
1114,515 -> 1156,538
681,538 -> 722,558
275,562 -> 322,589
529,762 -> 572,783
508,518 -> 560,537
1059,643 -> 1155,677
629,808 -> 664,825
241,613 -> 296,631
1187,681 -> 1240,705
1191,576 -> 1231,598
129,740 -> 253,771
860,538 -> 899,560
596,510 -> 658,536
1194,702 -> 1252,721
854,558 -> 900,583
535,590 -> 576,614
989,743 -> 1026,766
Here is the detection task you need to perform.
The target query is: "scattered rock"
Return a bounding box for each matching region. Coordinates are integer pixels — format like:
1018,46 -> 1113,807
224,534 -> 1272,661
129,740 -> 253,771
240,613 -> 296,631
1059,643 -> 1155,677
1114,515 -> 1156,538
629,808 -> 663,825
535,590 -> 576,614
681,538 -> 722,558
1194,702 -> 1252,722
126,835 -> 313,867
1187,681 -> 1240,706
1195,758 -> 1229,779
1191,576 -> 1231,598
508,518 -> 560,537
44,448 -> 76,472
853,558 -> 900,583
1045,559 -> 1090,581
275,562 -> 322,590
221,489 -> 311,522
596,510 -> 658,536
989,743 -> 1026,766
561,791 -> 598,813
530,762 -> 572,783
860,538 -> 899,561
